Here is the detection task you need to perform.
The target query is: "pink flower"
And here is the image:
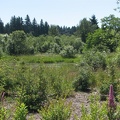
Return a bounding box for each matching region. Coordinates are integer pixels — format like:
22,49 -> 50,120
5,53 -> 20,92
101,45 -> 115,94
108,85 -> 115,108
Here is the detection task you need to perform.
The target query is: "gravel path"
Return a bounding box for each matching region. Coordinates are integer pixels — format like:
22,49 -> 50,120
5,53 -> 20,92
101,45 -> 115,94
66,92 -> 90,120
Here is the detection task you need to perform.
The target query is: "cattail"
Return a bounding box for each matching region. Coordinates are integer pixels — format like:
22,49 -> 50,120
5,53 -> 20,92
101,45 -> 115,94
108,85 -> 115,108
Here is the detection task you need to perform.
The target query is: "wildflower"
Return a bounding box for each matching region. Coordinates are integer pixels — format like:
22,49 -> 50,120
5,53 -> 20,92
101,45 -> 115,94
108,85 -> 116,108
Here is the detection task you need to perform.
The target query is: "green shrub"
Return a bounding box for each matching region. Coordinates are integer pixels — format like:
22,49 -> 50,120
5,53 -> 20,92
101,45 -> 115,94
17,64 -> 48,112
73,67 -> 92,91
46,65 -> 75,98
39,98 -> 71,120
116,54 -> 120,67
0,48 -> 3,58
79,94 -> 108,120
60,45 -> 76,58
82,50 -> 107,70
0,107 -> 7,120
14,103 -> 28,120
49,73 -> 73,97
100,65 -> 118,100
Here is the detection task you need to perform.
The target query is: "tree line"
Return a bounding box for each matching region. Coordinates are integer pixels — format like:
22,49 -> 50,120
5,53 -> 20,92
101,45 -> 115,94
0,14 -> 77,36
0,14 -> 98,37
0,14 -> 120,56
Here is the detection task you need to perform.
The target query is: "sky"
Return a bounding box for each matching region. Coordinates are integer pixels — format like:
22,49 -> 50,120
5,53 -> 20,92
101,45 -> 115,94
0,0 -> 120,27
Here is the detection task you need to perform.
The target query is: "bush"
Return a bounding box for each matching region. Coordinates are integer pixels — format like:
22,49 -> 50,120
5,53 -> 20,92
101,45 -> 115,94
73,67 -> 92,91
79,94 -> 108,120
17,64 -> 48,112
39,98 -> 71,120
60,45 -> 76,58
48,69 -> 74,97
14,103 -> 28,120
0,48 -> 3,58
116,54 -> 120,67
82,50 -> 107,70
79,93 -> 120,120
100,65 -> 119,100
0,107 -> 7,120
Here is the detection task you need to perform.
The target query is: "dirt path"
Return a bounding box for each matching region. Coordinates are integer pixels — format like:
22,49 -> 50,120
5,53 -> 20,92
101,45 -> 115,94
27,92 -> 90,120
66,92 -> 90,120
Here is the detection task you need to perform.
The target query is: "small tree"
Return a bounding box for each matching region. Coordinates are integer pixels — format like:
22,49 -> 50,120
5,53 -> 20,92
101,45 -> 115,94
8,30 -> 27,55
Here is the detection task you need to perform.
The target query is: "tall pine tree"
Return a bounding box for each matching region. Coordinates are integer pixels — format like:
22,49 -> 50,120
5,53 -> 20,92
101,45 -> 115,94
24,15 -> 32,33
0,18 -> 4,33
44,21 -> 49,35
32,18 -> 39,36
39,19 -> 45,35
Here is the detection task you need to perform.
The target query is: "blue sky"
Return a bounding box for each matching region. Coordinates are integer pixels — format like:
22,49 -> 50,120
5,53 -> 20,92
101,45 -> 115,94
0,0 -> 119,27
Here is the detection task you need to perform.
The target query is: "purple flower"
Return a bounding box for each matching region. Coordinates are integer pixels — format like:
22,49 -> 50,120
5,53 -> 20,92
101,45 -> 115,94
108,85 -> 115,108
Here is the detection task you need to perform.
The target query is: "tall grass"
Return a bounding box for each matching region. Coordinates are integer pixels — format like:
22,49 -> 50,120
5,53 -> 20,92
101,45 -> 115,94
0,54 -> 81,64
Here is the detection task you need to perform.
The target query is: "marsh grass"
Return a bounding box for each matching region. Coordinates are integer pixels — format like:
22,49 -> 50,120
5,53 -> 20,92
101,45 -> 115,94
0,54 -> 81,64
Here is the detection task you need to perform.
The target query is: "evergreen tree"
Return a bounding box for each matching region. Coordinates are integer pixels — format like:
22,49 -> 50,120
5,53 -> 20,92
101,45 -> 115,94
4,23 -> 10,34
32,18 -> 39,36
39,19 -> 45,35
44,21 -> 49,35
16,17 -> 23,30
89,15 -> 99,32
0,18 -> 4,33
24,15 -> 32,33
71,26 -> 77,34
90,15 -> 98,26
9,16 -> 17,32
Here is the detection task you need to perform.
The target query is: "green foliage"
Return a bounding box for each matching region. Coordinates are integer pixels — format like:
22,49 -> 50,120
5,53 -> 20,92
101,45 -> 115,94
48,25 -> 59,36
14,103 -> 28,120
17,64 -> 48,112
82,50 -> 107,70
0,60 -> 17,94
101,14 -> 120,32
116,53 -> 120,67
100,65 -> 119,100
80,94 -> 108,120
47,65 -> 74,97
60,45 -> 76,58
41,41 -> 50,53
0,48 -> 3,58
86,28 -> 119,52
76,18 -> 92,42
0,107 -> 7,120
73,66 -> 92,91
73,38 -> 84,53
39,98 -> 71,120
8,30 -> 27,55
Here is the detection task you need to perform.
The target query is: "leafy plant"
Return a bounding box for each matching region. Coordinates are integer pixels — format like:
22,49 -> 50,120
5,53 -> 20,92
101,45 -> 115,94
80,94 -> 108,120
39,98 -> 71,120
73,66 -> 92,91
14,103 -> 28,120
82,50 -> 107,70
16,64 -> 48,112
0,107 -> 7,120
